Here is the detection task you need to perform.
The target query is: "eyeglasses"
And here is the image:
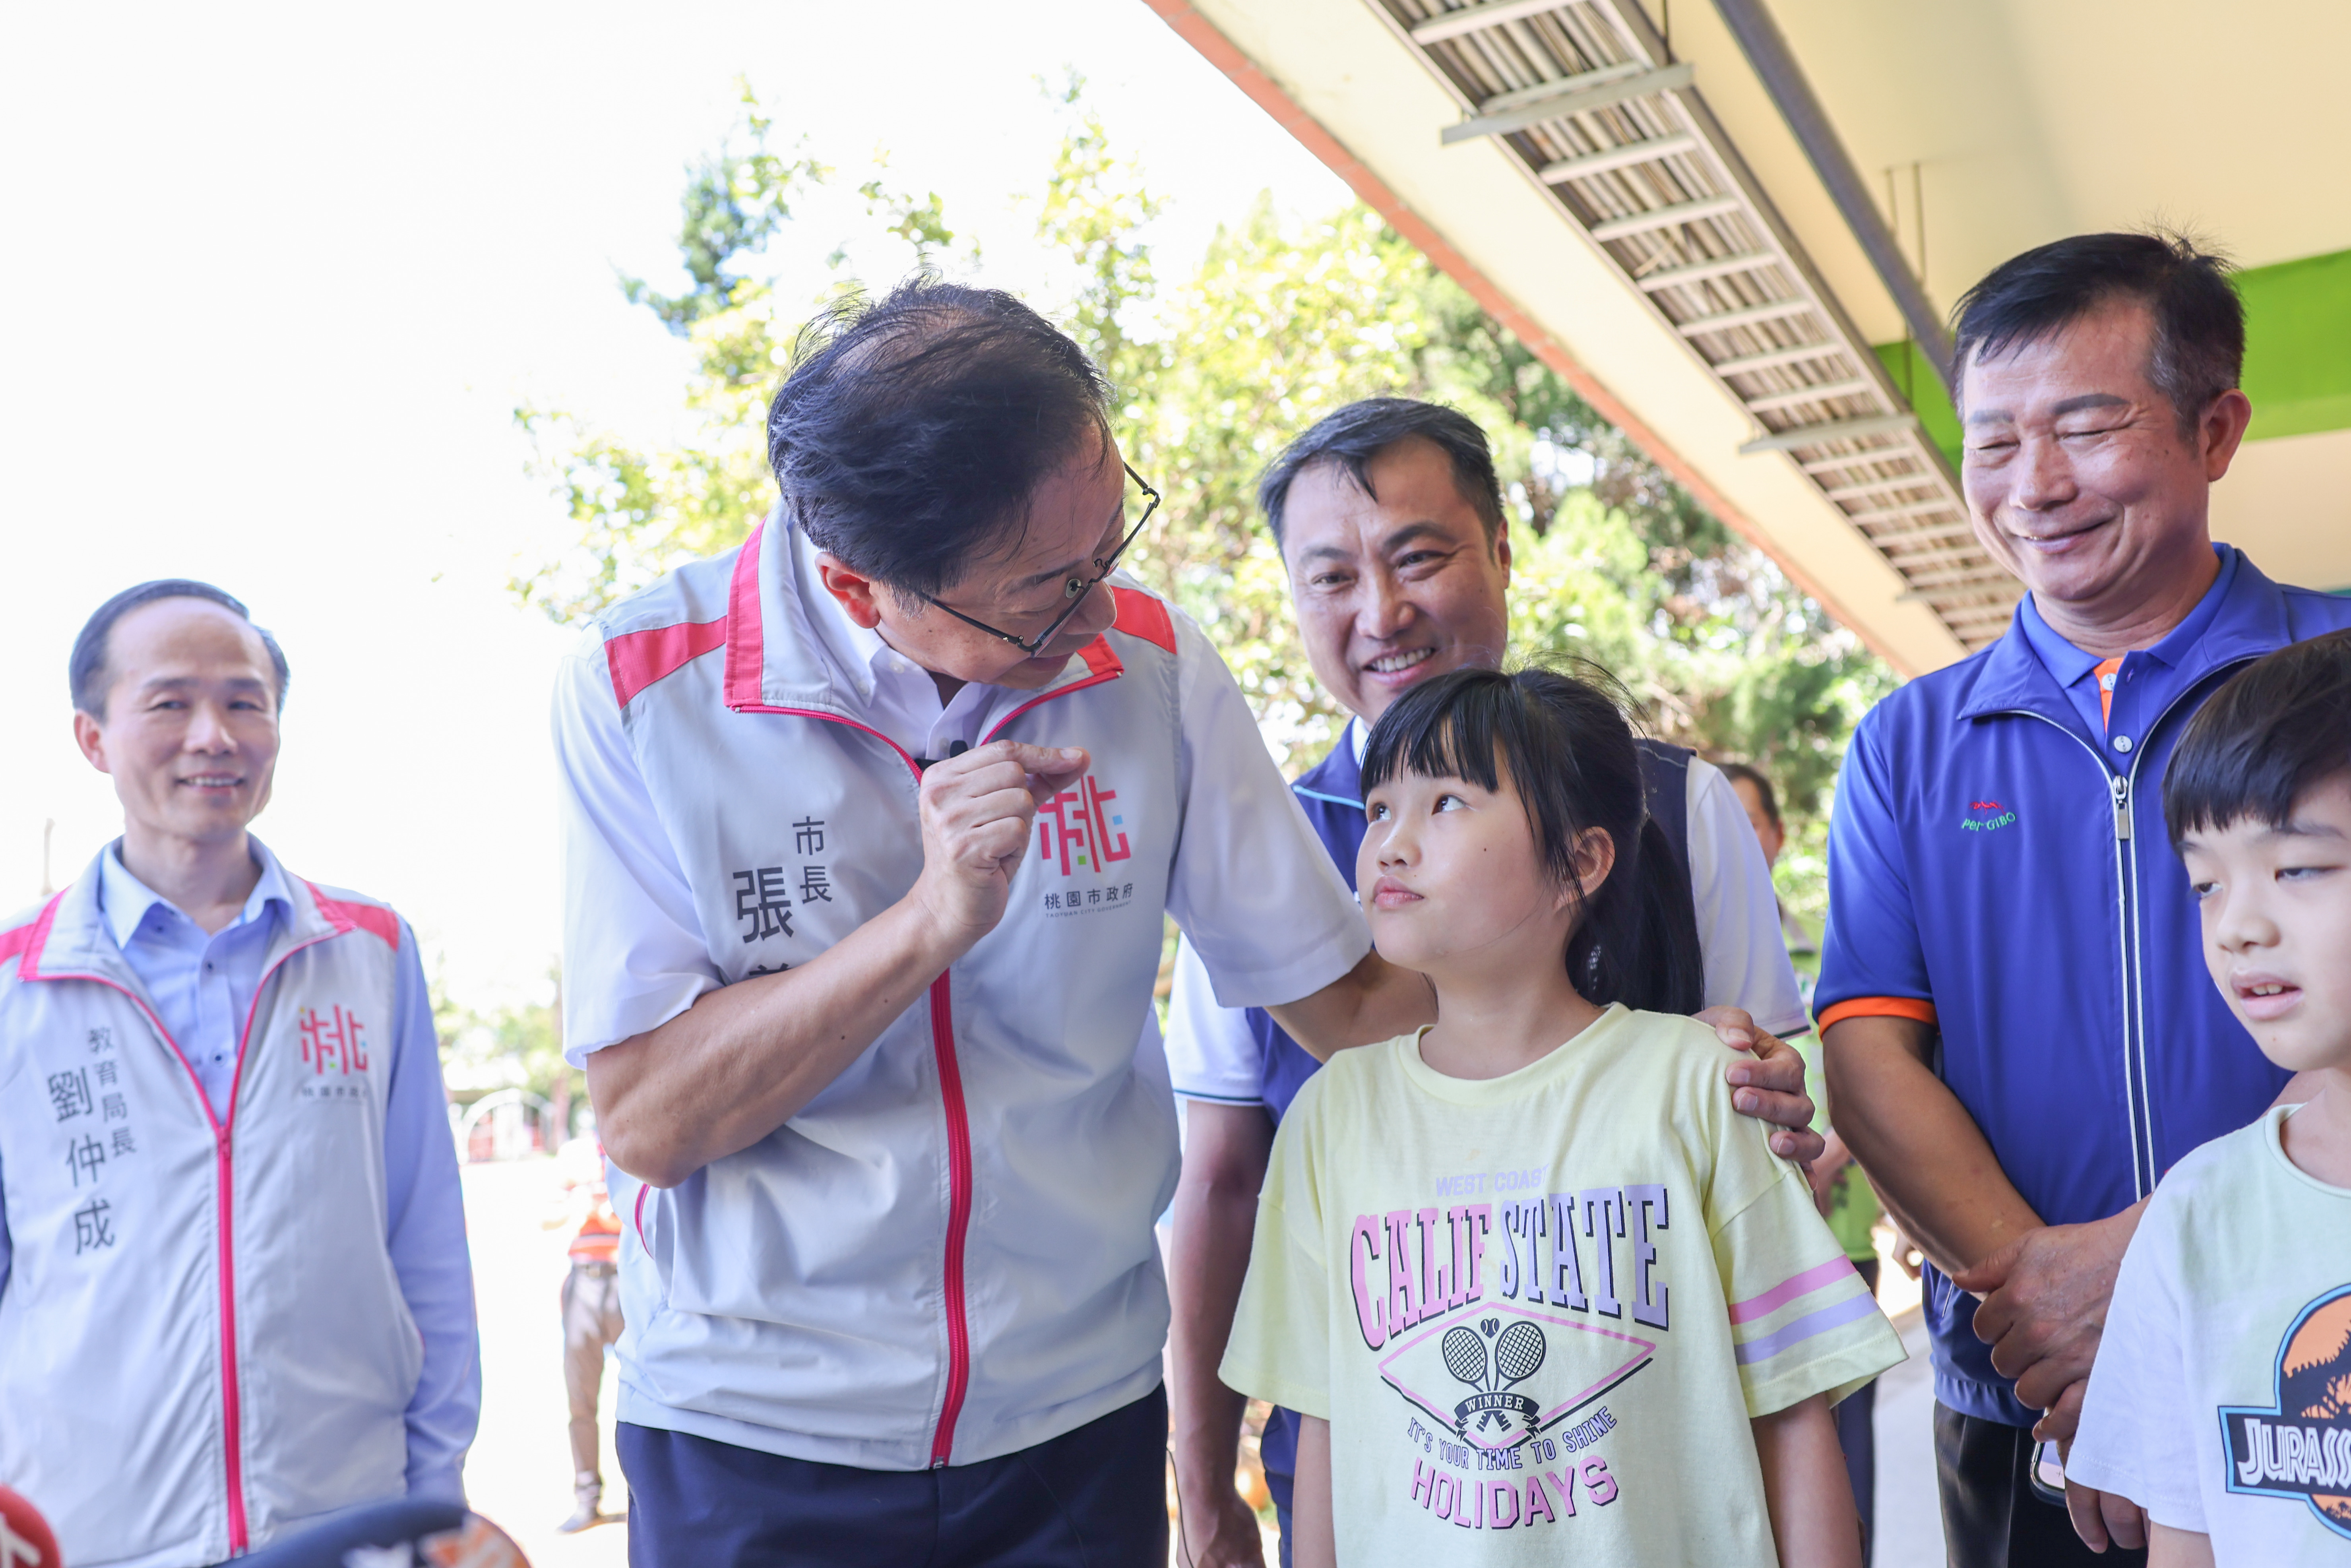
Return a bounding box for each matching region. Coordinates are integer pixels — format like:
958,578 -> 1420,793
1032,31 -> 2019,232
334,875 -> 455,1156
919,464 -> 1162,656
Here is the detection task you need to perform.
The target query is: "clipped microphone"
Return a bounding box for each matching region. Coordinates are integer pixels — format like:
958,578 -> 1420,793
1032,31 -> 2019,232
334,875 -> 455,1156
0,1486 -> 60,1568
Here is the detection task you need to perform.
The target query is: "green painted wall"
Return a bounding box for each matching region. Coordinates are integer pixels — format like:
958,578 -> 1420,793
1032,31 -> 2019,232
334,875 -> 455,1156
2238,246 -> 2351,441
1870,243 -> 2351,456
1873,339 -> 1962,471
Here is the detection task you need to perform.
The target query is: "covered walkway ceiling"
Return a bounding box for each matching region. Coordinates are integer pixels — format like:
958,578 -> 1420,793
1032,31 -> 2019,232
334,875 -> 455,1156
1145,0 -> 2351,675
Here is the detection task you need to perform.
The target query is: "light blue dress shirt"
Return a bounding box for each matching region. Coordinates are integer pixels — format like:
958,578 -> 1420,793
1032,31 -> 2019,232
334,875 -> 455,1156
0,837 -> 480,1501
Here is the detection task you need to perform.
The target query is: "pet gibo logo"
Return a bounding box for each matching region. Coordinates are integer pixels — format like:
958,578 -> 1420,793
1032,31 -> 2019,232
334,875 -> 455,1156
1960,798 -> 2016,833
2219,1283 -> 2351,1539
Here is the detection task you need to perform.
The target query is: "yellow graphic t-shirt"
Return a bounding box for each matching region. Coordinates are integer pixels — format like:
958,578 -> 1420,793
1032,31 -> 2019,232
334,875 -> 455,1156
1222,1005 -> 1906,1566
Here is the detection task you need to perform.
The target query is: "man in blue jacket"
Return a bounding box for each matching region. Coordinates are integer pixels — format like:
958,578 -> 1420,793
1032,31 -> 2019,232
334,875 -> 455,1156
1819,231 -> 2347,1567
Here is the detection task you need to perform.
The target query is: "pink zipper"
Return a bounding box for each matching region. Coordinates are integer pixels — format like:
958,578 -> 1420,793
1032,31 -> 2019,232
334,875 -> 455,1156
25,923 -> 337,1556
732,674 -> 1122,1468
925,971 -> 973,1467
723,520 -> 1138,1466
727,702 -> 981,1463
213,1119 -> 245,1552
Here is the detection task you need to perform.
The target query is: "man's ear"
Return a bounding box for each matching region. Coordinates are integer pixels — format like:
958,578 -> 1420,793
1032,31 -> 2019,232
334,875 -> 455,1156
813,553 -> 886,631
72,710 -> 113,775
2200,388 -> 2254,483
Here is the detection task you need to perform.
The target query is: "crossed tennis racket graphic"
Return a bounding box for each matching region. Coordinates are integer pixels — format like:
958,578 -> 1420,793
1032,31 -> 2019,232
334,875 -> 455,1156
1442,1317 -> 1547,1434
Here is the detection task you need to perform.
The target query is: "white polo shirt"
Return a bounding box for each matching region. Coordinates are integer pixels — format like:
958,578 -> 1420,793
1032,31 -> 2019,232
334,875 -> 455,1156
1166,721 -> 1807,1108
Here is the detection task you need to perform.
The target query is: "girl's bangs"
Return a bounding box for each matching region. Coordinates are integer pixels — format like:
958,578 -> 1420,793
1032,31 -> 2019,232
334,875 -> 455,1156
1360,677 -> 1509,795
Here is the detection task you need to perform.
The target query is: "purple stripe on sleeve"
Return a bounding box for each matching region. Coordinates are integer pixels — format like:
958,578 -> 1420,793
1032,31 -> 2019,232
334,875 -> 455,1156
1728,1256 -> 1859,1324
1733,1290 -> 1880,1366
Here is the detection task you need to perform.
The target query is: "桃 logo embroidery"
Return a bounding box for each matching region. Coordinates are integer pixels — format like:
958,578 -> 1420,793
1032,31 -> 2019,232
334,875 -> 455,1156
1036,774 -> 1131,876
1961,799 -> 2016,833
1035,773 -> 1140,917
2219,1283 -> 2351,1538
296,1005 -> 371,1101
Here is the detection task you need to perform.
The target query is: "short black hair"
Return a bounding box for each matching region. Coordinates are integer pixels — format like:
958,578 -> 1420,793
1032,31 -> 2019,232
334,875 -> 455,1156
2164,630 -> 2351,851
1257,397 -> 1504,552
1715,761 -> 1781,829
766,276 -> 1112,599
1951,230 -> 2244,438
70,580 -> 290,719
1361,663 -> 1704,1015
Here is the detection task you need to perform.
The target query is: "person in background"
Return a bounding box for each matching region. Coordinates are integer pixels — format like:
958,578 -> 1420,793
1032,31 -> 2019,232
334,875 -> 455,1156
1719,762 -> 1818,967
1818,231 -> 2351,1567
1721,758 -> 1885,1563
1163,397 -> 1826,1567
556,1126 -> 624,1533
0,580 -> 479,1566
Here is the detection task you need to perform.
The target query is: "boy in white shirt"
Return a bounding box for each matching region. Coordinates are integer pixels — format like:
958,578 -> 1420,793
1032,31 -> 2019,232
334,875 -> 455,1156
2067,629 -> 2351,1564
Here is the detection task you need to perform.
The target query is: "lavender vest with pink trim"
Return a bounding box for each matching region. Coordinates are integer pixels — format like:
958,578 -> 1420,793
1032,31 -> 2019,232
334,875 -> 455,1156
591,518 -> 1191,1471
0,857 -> 421,1568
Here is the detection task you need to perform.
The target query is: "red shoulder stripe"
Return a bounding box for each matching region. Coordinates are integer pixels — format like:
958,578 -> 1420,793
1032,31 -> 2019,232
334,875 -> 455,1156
1077,637 -> 1123,678
1111,586 -> 1176,655
0,893 -> 66,975
723,524 -> 768,710
304,883 -> 402,950
607,616 -> 730,711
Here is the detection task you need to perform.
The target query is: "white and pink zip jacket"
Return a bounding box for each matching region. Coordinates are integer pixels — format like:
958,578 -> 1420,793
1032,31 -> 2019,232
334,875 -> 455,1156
558,516 -> 1367,1471
0,862 -> 426,1567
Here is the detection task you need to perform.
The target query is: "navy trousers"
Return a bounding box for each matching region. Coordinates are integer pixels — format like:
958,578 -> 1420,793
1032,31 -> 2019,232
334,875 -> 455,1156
1266,1467 -> 1295,1568
1833,1258 -> 1882,1566
619,1386 -> 1168,1568
1934,1402 -> 2147,1568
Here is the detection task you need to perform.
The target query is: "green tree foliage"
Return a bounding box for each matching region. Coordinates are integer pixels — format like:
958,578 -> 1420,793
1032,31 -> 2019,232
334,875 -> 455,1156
433,964 -> 587,1149
511,83 -> 967,624
512,85 -> 1890,921
436,968 -> 570,1095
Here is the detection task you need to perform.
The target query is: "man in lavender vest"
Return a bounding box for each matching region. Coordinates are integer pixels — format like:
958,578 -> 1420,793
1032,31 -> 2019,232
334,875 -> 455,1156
0,581 -> 478,1568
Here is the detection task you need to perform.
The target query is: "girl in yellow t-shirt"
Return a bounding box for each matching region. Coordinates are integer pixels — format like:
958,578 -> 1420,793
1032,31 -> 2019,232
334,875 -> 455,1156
1222,666 -> 1902,1568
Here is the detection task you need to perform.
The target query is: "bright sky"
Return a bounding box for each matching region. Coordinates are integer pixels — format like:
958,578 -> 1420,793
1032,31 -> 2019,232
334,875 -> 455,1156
0,0 -> 1348,1009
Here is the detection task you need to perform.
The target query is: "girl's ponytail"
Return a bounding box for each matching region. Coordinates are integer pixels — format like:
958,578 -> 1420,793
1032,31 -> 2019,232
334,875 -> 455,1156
1589,815 -> 1705,1015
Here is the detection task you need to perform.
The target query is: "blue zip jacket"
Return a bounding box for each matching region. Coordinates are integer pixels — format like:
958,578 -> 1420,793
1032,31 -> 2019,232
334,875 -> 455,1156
1815,546 -> 2351,1424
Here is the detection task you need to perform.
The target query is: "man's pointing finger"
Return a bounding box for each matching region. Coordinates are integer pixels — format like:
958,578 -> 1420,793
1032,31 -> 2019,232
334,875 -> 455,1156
996,741 -> 1088,775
